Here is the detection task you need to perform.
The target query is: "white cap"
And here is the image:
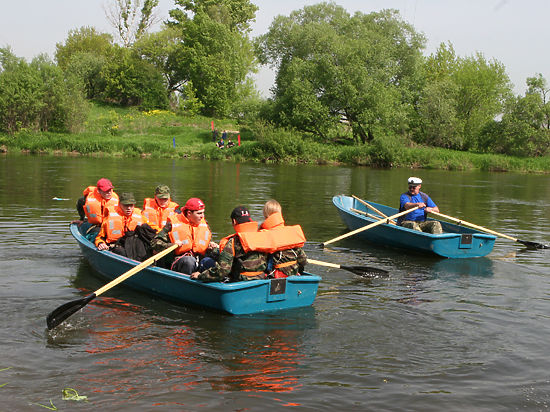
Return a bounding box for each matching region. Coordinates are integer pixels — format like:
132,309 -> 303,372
408,177 -> 422,186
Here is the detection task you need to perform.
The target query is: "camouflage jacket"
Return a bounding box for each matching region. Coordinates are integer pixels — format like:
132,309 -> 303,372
197,235 -> 268,283
269,247 -> 308,277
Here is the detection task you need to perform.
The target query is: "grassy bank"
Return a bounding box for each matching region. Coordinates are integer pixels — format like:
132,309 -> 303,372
1,104 -> 549,173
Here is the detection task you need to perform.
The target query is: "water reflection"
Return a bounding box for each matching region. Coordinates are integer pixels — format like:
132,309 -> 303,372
48,260 -> 318,398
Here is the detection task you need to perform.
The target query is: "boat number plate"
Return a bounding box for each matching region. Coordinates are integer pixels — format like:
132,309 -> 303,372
461,234 -> 473,244
270,278 -> 287,295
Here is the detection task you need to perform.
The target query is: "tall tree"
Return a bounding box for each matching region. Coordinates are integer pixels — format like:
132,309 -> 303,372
105,0 -> 160,47
166,0 -> 258,117
256,3 -> 425,143
55,27 -> 114,70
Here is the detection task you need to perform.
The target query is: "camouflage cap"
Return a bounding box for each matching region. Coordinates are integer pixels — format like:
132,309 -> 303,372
155,184 -> 171,199
119,192 -> 136,205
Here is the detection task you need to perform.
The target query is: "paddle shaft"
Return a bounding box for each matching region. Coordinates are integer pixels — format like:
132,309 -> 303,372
94,243 -> 178,296
352,195 -> 395,224
307,259 -> 389,276
308,259 -> 342,269
351,208 -> 396,224
47,243 -> 178,329
324,206 -> 419,246
429,211 -> 519,241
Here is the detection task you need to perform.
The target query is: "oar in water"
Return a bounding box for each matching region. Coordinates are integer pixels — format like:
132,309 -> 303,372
352,195 -> 396,225
46,244 -> 178,330
308,258 -> 389,277
429,211 -> 549,249
323,206 -> 420,246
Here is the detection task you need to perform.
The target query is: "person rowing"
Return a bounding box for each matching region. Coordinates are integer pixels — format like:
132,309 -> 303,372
398,177 -> 443,234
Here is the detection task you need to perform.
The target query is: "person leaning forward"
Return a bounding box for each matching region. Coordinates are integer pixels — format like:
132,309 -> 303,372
151,197 -> 217,274
142,184 -> 179,228
72,178 -> 119,241
398,177 -> 443,234
94,192 -> 158,255
260,199 -> 307,278
190,206 -> 268,282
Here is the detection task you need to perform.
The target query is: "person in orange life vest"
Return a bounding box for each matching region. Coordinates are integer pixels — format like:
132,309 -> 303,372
142,184 -> 179,228
95,192 -> 157,252
260,199 -> 307,278
190,206 -> 269,283
72,178 -> 119,241
152,197 -> 218,274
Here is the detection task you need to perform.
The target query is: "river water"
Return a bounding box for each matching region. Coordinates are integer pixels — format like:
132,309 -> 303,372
1,154 -> 550,411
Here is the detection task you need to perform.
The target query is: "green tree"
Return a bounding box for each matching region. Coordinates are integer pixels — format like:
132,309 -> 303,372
0,48 -> 88,133
166,0 -> 258,117
100,46 -> 168,109
256,3 -> 425,143
55,27 -> 114,70
417,42 -> 512,151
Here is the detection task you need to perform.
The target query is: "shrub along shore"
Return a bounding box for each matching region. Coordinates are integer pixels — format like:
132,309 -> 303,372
1,106 -> 549,173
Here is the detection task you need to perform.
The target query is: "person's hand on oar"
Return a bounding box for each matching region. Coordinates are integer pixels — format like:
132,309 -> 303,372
46,244 -> 178,330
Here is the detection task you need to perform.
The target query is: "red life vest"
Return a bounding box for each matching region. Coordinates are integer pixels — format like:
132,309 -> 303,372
142,198 -> 179,228
168,212 -> 212,256
104,206 -> 145,243
83,186 -> 119,225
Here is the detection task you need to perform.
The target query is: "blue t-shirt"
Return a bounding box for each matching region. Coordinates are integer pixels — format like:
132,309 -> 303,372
399,192 -> 436,222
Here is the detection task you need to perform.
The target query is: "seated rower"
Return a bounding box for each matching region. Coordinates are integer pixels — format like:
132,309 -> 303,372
398,177 -> 443,234
151,197 -> 217,274
95,192 -> 158,259
142,184 -> 179,228
73,178 -> 119,240
260,199 -> 307,278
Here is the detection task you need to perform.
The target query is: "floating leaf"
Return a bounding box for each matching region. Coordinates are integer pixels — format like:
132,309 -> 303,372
62,387 -> 88,402
0,383 -> 7,388
0,367 -> 11,372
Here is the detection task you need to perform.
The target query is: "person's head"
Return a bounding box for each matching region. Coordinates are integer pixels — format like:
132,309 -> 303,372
263,199 -> 282,219
407,177 -> 422,194
118,192 -> 136,216
231,206 -> 252,226
97,178 -> 114,200
183,197 -> 205,225
154,184 -> 171,207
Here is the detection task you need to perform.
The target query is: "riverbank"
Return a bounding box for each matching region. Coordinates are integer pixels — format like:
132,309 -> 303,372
1,105 -> 549,173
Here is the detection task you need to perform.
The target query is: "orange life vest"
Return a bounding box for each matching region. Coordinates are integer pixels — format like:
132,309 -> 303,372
239,225 -> 306,254
168,212 -> 212,256
83,186 -> 119,225
104,206 -> 145,243
142,198 -> 179,228
219,221 -> 266,278
259,212 -> 305,278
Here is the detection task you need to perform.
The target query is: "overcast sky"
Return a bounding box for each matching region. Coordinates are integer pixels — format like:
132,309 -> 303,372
1,0 -> 547,97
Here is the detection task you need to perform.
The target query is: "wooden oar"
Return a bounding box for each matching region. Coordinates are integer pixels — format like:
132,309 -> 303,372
351,207 -> 396,223
429,211 -> 549,249
323,206 -> 419,246
308,258 -> 389,277
46,244 -> 178,330
352,195 -> 395,224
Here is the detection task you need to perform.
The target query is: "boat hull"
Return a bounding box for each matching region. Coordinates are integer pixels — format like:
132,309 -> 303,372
71,224 -> 320,315
332,195 -> 496,258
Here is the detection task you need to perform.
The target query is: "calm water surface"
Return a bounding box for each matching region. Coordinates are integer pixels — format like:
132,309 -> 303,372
1,154 -> 550,411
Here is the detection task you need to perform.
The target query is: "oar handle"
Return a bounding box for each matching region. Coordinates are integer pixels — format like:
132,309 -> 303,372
324,206 -> 419,246
95,243 -> 178,297
429,211 -> 518,241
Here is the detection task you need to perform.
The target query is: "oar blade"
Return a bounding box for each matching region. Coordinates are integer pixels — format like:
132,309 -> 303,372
341,265 -> 390,277
518,239 -> 549,249
46,293 -> 96,330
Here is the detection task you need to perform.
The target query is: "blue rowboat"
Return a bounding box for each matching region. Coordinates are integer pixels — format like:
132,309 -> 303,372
70,224 -> 321,315
332,195 -> 496,258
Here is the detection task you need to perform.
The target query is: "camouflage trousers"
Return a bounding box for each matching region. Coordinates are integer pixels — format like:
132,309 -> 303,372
401,220 -> 443,234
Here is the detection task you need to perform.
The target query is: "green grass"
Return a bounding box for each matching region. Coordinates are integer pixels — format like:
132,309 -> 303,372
1,103 -> 549,173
